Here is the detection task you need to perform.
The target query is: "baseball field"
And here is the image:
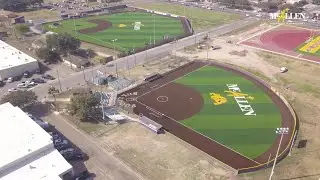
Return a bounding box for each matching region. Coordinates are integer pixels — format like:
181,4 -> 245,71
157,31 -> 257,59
43,12 -> 185,52
119,61 -> 296,171
175,66 -> 281,159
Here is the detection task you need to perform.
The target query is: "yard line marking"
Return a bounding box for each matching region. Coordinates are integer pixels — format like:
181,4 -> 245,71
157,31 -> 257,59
136,64 -> 208,99
135,100 -> 262,165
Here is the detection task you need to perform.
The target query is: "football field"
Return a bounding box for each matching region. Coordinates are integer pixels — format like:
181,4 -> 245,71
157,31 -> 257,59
43,12 -> 185,52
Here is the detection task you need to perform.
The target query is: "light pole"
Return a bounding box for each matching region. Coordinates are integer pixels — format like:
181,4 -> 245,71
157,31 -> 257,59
81,66 -> 86,84
269,127 -> 289,180
111,39 -> 118,60
56,70 -> 62,92
111,39 -> 118,78
206,45 -> 209,61
153,12 -> 156,45
73,17 -> 78,37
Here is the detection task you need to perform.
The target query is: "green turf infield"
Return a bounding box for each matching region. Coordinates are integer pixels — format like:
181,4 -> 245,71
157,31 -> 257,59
43,12 -> 185,52
175,66 -> 282,159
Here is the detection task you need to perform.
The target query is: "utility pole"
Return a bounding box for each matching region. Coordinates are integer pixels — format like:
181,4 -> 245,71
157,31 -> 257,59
56,70 -> 62,92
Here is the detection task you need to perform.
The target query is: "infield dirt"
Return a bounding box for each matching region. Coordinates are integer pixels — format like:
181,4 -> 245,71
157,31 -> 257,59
78,19 -> 112,34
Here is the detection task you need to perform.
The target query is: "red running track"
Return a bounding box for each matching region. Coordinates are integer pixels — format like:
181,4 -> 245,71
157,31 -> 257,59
241,26 -> 320,63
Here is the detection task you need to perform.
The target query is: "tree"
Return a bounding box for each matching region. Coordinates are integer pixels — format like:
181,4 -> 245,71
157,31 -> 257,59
293,0 -> 307,7
1,90 -> 37,110
86,49 -> 96,58
35,47 -> 60,63
313,0 -> 320,5
14,24 -> 30,35
46,33 -> 81,56
0,0 -> 28,11
48,86 -> 59,103
68,92 -> 99,121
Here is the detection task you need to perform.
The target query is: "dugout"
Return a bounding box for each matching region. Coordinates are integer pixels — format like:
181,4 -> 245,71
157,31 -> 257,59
139,115 -> 163,134
144,73 -> 163,82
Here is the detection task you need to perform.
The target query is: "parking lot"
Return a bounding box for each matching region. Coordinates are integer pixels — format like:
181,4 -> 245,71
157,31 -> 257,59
0,62 -> 76,97
25,104 -> 94,180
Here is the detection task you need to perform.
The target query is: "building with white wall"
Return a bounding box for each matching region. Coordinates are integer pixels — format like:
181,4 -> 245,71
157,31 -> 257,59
0,40 -> 39,80
286,0 -> 301,4
0,102 -> 73,180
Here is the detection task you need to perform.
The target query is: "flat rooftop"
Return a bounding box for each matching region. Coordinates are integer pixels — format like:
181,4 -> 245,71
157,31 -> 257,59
1,150 -> 72,180
0,40 -> 38,70
0,102 -> 72,179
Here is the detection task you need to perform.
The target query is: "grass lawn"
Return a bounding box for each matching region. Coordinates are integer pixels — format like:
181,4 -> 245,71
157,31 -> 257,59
43,12 -> 185,52
175,66 -> 282,159
136,2 -> 240,31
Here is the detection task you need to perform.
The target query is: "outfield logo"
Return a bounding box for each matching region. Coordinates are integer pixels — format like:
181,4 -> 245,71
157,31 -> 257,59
269,8 -> 306,23
209,84 -> 256,116
133,22 -> 144,30
118,24 -> 127,28
209,93 -> 227,105
226,84 -> 256,116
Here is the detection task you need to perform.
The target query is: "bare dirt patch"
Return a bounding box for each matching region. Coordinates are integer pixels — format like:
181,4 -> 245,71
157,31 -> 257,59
79,19 -> 112,34
97,122 -> 236,180
229,50 -> 248,57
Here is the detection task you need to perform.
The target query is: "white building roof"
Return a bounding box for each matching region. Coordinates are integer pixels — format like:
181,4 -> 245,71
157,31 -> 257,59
1,150 -> 72,180
0,102 -> 72,180
0,40 -> 38,70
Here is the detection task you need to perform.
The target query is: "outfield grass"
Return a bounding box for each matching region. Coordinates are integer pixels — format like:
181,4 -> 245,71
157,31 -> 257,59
136,2 -> 240,31
43,12 -> 185,51
175,66 -> 282,159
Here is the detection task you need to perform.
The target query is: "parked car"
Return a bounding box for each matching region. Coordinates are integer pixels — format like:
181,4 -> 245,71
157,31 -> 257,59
36,69 -> 42,74
75,170 -> 92,180
54,139 -> 69,147
63,152 -> 85,161
60,148 -> 75,155
55,144 -> 71,151
23,71 -> 31,78
7,77 -> 13,83
8,88 -> 17,92
42,74 -> 54,80
211,45 -> 222,50
48,132 -> 60,139
0,80 -> 4,87
17,83 -> 29,88
31,78 -> 45,83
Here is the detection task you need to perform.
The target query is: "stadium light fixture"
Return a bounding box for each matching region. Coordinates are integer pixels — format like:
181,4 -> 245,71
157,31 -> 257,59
269,127 -> 289,180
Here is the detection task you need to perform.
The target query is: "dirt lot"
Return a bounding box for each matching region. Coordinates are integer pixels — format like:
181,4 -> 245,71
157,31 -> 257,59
176,23 -> 320,179
96,122 -> 236,180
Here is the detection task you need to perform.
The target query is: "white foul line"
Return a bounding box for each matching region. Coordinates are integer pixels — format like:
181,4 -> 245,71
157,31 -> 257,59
134,100 -> 261,165
137,64 -> 208,100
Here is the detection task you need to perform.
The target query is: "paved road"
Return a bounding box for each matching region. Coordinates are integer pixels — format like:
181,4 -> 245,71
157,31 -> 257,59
33,17 -> 260,99
47,112 -> 142,180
